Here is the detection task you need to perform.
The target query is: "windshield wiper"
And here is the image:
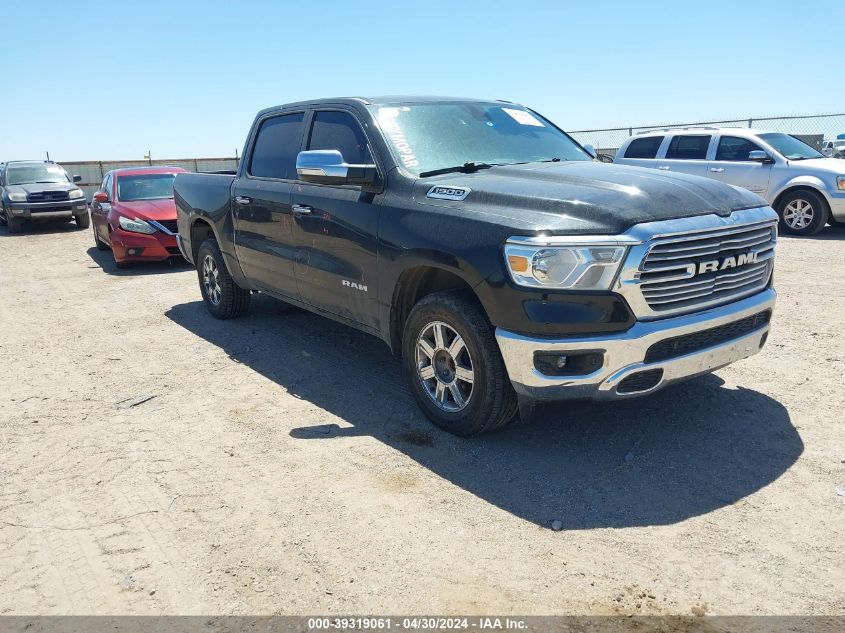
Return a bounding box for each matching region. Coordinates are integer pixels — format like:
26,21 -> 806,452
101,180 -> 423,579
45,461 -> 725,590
419,162 -> 494,178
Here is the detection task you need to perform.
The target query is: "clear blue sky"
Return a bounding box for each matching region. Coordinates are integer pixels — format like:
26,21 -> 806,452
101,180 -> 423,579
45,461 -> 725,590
2,0 -> 843,161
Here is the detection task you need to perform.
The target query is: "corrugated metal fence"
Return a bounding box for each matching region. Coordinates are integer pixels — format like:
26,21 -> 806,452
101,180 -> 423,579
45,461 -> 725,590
60,157 -> 238,200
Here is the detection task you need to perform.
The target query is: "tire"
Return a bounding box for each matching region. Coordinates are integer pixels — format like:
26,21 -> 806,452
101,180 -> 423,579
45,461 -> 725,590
776,189 -> 829,236
402,290 -> 518,436
196,238 -> 251,319
92,224 -> 109,251
75,212 -> 90,229
6,211 -> 23,234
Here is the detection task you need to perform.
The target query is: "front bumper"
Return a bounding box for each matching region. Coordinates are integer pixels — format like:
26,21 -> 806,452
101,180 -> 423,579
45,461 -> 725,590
496,288 -> 775,402
7,200 -> 88,220
110,228 -> 181,262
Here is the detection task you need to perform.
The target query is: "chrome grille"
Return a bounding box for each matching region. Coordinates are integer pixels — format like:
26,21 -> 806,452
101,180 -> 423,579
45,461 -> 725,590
638,221 -> 776,315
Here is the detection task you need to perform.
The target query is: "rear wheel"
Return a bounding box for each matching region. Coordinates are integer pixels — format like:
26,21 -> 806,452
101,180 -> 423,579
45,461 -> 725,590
777,189 -> 829,236
402,290 -> 518,436
197,238 -> 251,319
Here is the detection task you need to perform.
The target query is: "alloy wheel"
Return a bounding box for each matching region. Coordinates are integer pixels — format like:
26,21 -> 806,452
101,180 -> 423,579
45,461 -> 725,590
415,321 -> 475,412
783,198 -> 815,230
202,254 -> 222,305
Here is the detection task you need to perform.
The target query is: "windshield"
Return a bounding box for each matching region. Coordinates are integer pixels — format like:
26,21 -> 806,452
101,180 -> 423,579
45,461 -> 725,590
369,102 -> 592,175
758,133 -> 824,160
6,164 -> 70,185
116,174 -> 177,201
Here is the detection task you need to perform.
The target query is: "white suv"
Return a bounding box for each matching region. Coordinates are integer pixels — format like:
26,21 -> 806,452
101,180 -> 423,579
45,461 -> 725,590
615,127 -> 845,235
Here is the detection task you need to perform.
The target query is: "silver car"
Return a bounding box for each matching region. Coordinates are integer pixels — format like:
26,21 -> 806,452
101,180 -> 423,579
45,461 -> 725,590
615,127 -> 845,235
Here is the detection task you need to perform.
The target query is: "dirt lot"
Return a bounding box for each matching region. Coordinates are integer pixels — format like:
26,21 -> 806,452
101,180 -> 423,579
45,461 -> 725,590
0,221 -> 843,616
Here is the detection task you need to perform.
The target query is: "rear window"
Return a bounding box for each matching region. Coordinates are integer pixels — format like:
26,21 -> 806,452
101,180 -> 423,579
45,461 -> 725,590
249,112 -> 306,180
665,135 -> 712,160
623,136 -> 664,159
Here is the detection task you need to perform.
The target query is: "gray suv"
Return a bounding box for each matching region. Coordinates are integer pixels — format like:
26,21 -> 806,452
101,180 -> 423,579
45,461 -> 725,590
0,161 -> 90,233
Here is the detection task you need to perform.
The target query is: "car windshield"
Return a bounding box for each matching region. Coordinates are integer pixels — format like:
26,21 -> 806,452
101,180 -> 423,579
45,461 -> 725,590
757,133 -> 824,160
5,164 -> 70,185
116,173 -> 177,201
369,102 -> 592,176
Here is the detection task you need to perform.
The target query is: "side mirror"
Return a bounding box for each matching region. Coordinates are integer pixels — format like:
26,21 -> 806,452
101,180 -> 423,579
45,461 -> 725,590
93,192 -> 109,203
583,144 -> 598,159
296,150 -> 378,187
748,150 -> 774,164
72,174 -> 82,183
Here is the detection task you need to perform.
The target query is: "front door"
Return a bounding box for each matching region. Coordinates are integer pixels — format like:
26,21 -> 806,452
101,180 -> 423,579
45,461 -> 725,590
231,111 -> 305,298
707,135 -> 772,197
91,173 -> 113,245
289,109 -> 381,330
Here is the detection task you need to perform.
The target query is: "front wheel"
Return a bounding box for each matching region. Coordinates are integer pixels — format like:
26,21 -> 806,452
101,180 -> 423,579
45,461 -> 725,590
196,238 -> 251,319
402,290 -> 518,436
777,190 -> 829,236
5,210 -> 23,234
75,212 -> 90,229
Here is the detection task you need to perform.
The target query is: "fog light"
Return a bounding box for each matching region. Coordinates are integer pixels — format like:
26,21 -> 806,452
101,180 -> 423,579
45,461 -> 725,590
12,208 -> 25,215
127,248 -> 144,256
534,351 -> 603,376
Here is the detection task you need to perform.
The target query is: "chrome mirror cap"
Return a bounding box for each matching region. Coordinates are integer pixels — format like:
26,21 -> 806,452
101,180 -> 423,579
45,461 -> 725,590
296,150 -> 378,187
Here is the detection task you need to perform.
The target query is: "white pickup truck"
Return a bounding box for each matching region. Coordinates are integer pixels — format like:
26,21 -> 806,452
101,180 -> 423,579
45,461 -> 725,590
615,127 -> 845,235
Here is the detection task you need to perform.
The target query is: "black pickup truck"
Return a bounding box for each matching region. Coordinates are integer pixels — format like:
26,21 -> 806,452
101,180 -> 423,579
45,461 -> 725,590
174,96 -> 777,436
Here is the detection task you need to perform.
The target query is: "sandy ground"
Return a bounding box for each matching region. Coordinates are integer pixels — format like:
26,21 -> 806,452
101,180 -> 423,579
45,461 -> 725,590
0,220 -> 843,617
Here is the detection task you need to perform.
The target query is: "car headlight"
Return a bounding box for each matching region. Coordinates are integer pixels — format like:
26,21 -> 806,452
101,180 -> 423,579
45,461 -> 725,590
837,176 -> 845,191
118,215 -> 155,234
504,242 -> 627,290
7,191 -> 27,202
69,189 -> 85,199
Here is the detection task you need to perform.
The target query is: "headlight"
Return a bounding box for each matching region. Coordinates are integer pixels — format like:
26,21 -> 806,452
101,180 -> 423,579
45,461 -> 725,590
837,176 -> 845,191
504,243 -> 627,290
69,189 -> 85,199
118,216 -> 155,234
7,191 -> 26,202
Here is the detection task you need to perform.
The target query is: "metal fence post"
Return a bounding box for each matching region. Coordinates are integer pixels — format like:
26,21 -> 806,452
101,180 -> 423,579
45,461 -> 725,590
748,118 -> 753,128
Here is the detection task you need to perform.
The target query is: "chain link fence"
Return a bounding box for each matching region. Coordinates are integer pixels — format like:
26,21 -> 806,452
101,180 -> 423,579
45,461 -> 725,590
569,113 -> 845,159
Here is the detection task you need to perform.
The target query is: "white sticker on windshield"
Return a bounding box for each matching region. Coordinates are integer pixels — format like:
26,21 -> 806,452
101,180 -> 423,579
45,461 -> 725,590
502,108 -> 544,127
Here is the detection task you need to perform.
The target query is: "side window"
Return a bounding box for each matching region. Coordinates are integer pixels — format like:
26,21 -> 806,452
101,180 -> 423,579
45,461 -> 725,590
623,136 -> 664,159
715,136 -> 763,162
249,112 -> 306,180
665,135 -> 712,160
307,110 -> 373,165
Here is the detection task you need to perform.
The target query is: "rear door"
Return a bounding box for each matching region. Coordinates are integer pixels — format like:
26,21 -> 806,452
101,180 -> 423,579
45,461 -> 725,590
616,135 -> 666,168
656,134 -> 713,177
707,134 -> 772,197
231,111 -> 305,298
289,108 -> 382,329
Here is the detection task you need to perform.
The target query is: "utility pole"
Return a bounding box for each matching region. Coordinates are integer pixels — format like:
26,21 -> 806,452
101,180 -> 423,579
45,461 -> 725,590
144,150 -> 152,166
46,151 -> 50,161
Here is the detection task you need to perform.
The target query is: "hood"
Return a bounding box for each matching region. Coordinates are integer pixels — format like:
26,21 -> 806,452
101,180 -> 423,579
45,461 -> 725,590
785,157 -> 845,173
412,161 -> 768,235
112,198 -> 177,221
10,182 -> 78,196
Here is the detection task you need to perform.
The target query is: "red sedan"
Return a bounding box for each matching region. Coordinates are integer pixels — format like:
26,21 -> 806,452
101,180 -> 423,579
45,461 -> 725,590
90,166 -> 187,268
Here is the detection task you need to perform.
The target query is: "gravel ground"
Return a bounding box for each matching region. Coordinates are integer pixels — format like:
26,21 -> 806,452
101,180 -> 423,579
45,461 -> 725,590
0,220 -> 843,617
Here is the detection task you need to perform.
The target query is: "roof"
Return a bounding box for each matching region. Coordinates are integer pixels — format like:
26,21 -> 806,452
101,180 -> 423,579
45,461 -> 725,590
256,95 -> 514,117
633,127 -> 779,138
107,166 -> 188,177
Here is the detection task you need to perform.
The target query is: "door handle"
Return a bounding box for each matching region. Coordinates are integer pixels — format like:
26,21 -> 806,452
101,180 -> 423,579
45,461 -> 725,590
292,204 -> 313,215
709,167 -> 725,173
657,165 -> 670,171
234,196 -> 251,205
